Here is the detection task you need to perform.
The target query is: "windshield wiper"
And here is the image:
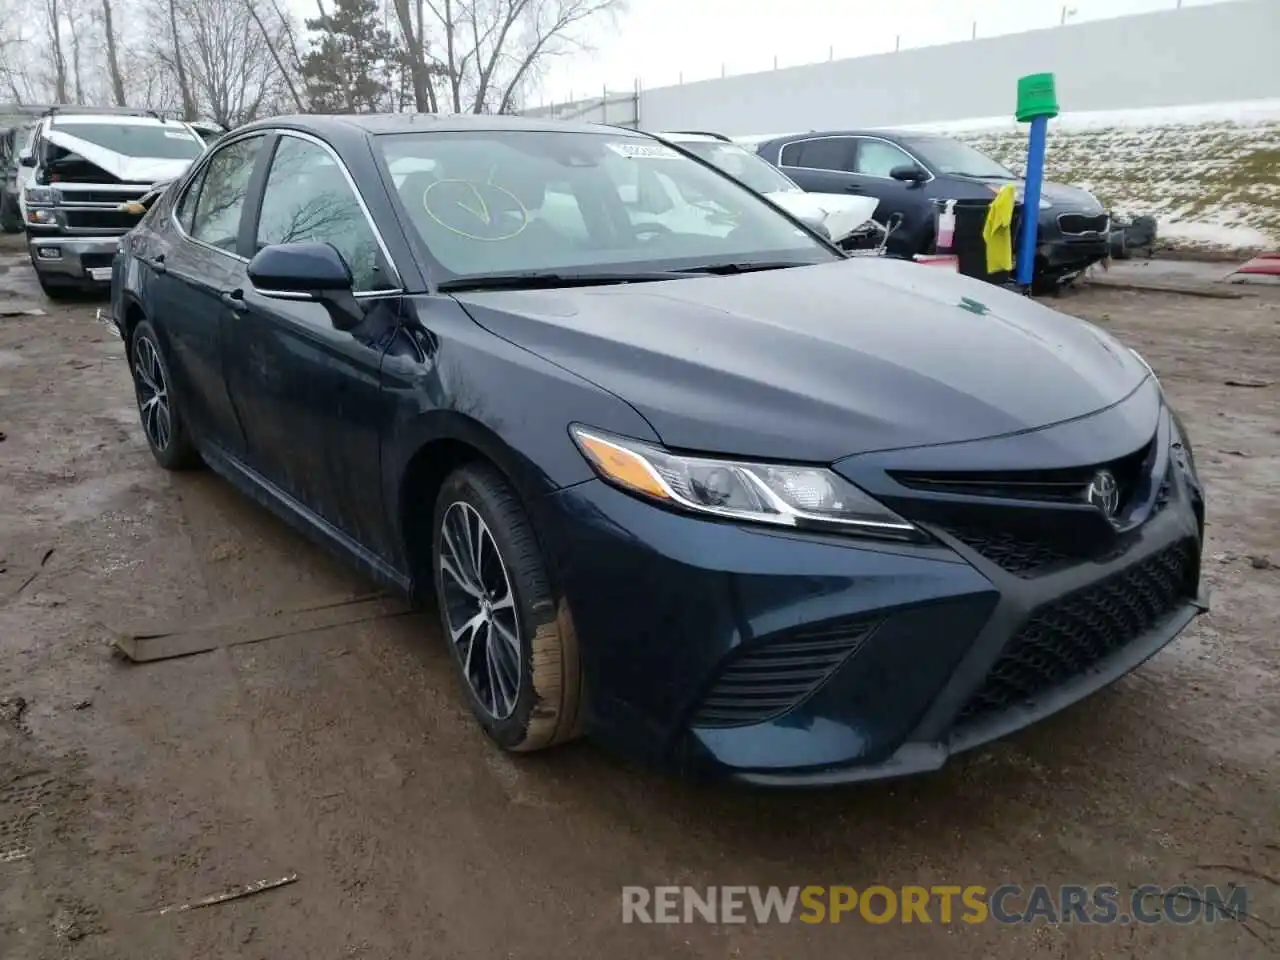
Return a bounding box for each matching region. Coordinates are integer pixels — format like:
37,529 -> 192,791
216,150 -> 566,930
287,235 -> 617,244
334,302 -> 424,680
679,260 -> 822,275
437,270 -> 696,292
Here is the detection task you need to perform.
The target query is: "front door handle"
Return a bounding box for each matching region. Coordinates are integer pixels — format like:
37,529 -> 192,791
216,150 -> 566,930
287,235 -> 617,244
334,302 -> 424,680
844,184 -> 864,194
221,289 -> 248,313
147,253 -> 166,274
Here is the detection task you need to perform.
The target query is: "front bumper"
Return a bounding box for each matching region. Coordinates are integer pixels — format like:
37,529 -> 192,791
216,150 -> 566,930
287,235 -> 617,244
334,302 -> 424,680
1037,210 -> 1111,274
27,234 -> 122,283
540,386 -> 1206,785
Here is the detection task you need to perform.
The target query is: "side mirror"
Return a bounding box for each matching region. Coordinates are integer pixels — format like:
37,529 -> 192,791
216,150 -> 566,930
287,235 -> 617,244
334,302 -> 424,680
247,241 -> 363,331
19,154 -> 35,168
889,164 -> 927,184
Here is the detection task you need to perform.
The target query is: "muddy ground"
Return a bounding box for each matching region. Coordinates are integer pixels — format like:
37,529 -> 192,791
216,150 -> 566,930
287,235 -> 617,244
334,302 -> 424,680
1,238 -> 1277,959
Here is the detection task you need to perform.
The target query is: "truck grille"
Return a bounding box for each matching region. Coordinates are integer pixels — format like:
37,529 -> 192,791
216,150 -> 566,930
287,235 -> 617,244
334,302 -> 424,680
58,189 -> 147,205
64,209 -> 143,231
953,539 -> 1196,727
691,616 -> 878,728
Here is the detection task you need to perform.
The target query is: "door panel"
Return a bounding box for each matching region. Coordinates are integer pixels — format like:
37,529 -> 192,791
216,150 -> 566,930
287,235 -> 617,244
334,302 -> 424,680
224,292 -> 398,557
222,132 -> 403,557
851,138 -> 933,254
776,137 -> 860,195
152,134 -> 266,456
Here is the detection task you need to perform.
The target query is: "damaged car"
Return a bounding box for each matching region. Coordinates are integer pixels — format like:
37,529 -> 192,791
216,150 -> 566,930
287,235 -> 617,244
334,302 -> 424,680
657,131 -> 881,249
109,115 -> 1206,786
20,108 -> 206,298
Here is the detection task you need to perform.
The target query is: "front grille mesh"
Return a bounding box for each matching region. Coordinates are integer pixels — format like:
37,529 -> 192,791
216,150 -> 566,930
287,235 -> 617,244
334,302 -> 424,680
954,539 -> 1196,727
691,617 -> 877,729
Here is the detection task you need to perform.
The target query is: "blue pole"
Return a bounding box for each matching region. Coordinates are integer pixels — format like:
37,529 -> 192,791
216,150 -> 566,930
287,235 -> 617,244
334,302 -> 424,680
1016,115 -> 1048,288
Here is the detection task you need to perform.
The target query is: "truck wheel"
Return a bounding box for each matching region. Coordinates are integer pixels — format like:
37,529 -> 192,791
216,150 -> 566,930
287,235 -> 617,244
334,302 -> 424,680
35,271 -> 74,301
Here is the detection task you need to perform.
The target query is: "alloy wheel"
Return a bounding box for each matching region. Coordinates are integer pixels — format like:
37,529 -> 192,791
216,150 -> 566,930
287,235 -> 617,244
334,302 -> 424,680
133,336 -> 171,451
438,501 -> 522,720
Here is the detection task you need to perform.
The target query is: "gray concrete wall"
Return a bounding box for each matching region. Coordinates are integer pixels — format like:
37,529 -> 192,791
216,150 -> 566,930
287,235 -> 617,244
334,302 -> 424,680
622,1 -> 1280,135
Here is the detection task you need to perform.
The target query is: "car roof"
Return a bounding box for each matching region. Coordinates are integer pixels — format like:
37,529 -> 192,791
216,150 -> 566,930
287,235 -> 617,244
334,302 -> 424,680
773,129 -> 913,142
50,114 -> 193,128
238,113 -> 643,139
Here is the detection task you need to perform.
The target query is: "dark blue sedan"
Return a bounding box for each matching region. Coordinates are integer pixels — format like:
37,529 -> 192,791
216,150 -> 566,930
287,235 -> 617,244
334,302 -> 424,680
108,114 -> 1207,786
754,129 -> 1112,285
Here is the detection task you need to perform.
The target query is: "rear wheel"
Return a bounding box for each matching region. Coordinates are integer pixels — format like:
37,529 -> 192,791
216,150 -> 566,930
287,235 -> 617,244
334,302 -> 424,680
432,463 -> 583,752
129,319 -> 201,470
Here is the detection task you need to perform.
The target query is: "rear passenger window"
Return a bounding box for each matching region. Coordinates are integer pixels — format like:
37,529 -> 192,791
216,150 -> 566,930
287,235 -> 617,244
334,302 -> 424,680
174,168 -> 206,232
189,135 -> 265,253
780,138 -> 854,173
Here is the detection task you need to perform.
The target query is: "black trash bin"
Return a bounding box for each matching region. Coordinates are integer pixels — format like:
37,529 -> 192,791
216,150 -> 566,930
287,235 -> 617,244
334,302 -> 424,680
934,198 -> 1022,286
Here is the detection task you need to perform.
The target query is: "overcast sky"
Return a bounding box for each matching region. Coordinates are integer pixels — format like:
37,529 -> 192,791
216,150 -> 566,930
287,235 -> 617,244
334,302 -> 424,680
534,0 -> 1229,104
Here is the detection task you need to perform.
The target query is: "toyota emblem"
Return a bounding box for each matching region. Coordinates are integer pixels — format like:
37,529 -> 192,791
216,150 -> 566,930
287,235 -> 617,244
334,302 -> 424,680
1085,470 -> 1120,518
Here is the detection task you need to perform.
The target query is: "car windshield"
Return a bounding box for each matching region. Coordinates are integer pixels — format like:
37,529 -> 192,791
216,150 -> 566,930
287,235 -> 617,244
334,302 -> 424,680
376,129 -> 837,281
672,140 -> 802,195
903,136 -> 1014,179
51,122 -> 205,159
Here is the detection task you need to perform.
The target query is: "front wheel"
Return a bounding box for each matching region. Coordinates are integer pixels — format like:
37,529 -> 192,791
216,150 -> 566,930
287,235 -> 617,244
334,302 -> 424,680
129,319 -> 201,470
432,463 -> 583,752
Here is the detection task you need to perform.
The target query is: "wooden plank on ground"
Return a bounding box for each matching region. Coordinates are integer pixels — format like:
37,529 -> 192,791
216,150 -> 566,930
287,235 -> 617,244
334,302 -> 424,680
109,593 -> 415,663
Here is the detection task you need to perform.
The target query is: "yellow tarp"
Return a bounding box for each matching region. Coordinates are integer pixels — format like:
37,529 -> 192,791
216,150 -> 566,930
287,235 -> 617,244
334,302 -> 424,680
982,184 -> 1016,274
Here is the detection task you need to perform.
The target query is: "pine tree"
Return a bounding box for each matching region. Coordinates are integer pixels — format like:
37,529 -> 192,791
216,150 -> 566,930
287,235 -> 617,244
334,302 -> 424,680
302,0 -> 395,113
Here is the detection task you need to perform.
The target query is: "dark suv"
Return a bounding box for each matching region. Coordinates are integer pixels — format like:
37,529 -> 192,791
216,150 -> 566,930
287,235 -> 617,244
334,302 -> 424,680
755,130 -> 1110,284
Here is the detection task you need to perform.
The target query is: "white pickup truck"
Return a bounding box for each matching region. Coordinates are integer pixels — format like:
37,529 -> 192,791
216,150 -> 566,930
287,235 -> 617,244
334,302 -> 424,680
19,109 -> 206,298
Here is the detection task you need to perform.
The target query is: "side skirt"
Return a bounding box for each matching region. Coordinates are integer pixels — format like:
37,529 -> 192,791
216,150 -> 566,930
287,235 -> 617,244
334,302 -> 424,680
197,441 -> 413,597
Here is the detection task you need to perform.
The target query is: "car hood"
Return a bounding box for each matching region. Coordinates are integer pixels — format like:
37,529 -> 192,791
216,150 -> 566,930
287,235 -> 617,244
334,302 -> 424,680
44,128 -> 198,183
958,176 -> 1104,213
764,191 -> 879,242
453,257 -> 1147,463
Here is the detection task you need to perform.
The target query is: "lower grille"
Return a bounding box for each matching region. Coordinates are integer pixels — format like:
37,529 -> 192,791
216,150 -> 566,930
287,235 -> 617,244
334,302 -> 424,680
954,539 -> 1196,727
79,253 -> 114,270
691,617 -> 877,728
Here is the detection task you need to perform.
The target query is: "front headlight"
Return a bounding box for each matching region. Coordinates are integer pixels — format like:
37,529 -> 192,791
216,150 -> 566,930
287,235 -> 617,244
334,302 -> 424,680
24,187 -> 58,206
1039,198 -> 1052,210
570,425 -> 922,540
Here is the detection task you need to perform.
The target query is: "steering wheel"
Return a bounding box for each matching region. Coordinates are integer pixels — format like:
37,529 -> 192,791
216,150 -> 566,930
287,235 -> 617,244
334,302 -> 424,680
633,221 -> 674,242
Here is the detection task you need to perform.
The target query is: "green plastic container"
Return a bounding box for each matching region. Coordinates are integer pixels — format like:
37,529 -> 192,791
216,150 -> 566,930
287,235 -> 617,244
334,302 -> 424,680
1016,73 -> 1059,122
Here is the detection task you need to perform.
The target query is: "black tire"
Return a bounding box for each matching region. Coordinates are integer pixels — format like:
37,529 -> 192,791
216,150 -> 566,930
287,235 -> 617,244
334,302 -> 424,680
35,270 -> 74,301
0,197 -> 20,233
432,462 -> 583,752
129,319 -> 201,470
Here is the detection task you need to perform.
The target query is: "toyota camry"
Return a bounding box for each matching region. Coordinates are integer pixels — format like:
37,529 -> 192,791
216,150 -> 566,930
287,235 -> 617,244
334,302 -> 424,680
107,114 -> 1207,786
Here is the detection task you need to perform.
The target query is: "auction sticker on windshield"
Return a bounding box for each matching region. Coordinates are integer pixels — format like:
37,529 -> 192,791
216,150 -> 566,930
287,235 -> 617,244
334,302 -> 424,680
605,142 -> 681,160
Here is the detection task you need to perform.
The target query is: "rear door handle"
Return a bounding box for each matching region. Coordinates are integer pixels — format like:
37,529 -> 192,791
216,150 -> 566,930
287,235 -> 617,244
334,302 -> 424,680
844,184 -> 864,194
147,253 -> 166,274
221,289 -> 248,313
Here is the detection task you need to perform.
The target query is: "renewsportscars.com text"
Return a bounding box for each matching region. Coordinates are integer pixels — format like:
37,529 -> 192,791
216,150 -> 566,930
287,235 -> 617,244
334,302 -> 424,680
621,884 -> 1249,925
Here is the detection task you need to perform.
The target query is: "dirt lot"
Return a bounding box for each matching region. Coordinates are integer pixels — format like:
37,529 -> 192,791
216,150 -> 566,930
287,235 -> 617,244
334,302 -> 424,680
1,238 -> 1278,959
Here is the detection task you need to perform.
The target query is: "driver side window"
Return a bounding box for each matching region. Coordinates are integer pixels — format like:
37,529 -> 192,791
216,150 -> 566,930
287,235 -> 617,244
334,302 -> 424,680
254,136 -> 392,292
854,139 -> 915,178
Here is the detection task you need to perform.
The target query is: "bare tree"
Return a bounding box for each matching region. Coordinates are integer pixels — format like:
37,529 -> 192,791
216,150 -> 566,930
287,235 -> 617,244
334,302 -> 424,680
404,0 -> 622,115
164,0 -> 198,118
245,0 -> 306,111
65,0 -> 86,103
101,0 -> 128,105
44,0 -> 70,102
177,0 -> 279,125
